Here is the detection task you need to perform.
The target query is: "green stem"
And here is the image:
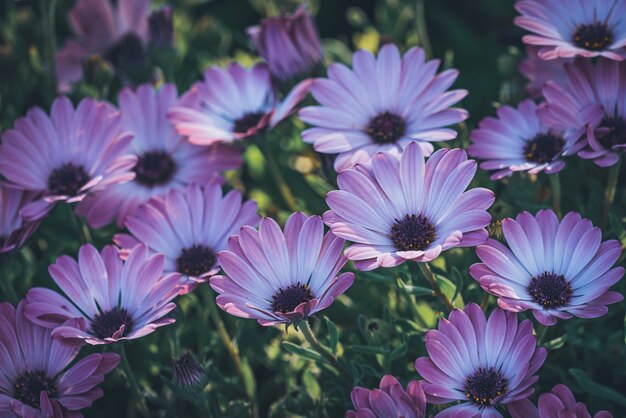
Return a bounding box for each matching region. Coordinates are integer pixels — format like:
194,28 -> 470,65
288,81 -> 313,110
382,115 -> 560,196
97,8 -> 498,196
299,320 -> 352,382
549,173 -> 562,217
537,325 -> 549,346
258,139 -> 299,212
0,256 -> 19,305
602,157 -> 621,229
416,0 -> 433,59
418,263 -> 455,312
66,205 -> 92,243
118,344 -> 149,416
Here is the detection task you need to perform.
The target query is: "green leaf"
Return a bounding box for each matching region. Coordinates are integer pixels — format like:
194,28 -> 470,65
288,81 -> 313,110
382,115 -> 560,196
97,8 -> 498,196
349,345 -> 391,355
569,368 -> 626,406
451,267 -> 464,303
397,278 -> 434,296
544,334 -> 567,350
324,316 -> 338,354
282,341 -> 325,363
302,368 -> 321,400
359,270 -> 395,283
388,342 -> 408,361
240,357 -> 257,400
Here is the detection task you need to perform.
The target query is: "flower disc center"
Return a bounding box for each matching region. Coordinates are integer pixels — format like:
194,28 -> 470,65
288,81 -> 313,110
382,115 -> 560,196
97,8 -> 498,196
464,367 -> 508,406
233,111 -> 266,134
48,163 -> 89,196
523,133 -> 564,164
528,272 -> 572,310
367,112 -> 406,144
176,244 -> 216,277
390,214 -> 436,252
90,307 -> 134,339
134,150 -> 177,187
13,370 -> 57,408
573,23 -> 614,51
598,117 -> 626,150
272,283 -> 314,314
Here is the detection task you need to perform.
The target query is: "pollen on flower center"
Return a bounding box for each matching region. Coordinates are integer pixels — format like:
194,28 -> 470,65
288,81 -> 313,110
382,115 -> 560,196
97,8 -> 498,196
90,307 -> 134,339
528,272 -> 573,310
367,112 -> 406,144
464,367 -> 508,406
523,133 -> 564,164
272,283 -> 314,314
133,150 -> 177,187
390,214 -> 436,252
47,163 -> 90,196
233,111 -> 266,134
573,23 -> 614,51
598,117 -> 626,149
176,245 -> 216,277
13,370 -> 58,408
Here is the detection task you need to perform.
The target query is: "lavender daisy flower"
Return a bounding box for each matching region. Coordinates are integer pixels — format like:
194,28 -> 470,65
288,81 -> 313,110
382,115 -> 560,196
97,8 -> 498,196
509,384 -> 613,418
324,142 -> 494,270
470,209 -> 624,326
167,63 -> 312,146
298,44 -> 468,172
519,46 -> 572,99
415,303 -> 547,418
0,96 -> 136,222
76,83 -> 243,228
0,186 -> 40,254
210,212 -> 355,326
514,0 -> 626,61
347,375 -> 427,418
0,301 -> 120,417
24,244 -> 181,345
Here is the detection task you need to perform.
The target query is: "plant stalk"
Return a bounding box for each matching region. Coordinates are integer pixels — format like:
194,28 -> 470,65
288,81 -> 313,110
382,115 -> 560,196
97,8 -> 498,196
418,263 -> 455,312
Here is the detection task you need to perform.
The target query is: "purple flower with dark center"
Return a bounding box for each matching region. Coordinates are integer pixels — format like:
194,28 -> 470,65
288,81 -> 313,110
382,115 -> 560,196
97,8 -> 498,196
415,303 -> 547,418
346,375 -> 426,418
211,212 -> 355,326
470,209 -> 624,326
509,384 -> 613,418
298,44 -> 468,171
519,46 -> 572,99
0,301 -> 120,417
324,142 -> 494,270
0,186 -> 40,254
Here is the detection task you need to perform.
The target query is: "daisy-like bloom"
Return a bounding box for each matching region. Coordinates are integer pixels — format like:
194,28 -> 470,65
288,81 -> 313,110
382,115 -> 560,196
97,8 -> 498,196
0,301 -> 120,417
470,209 -> 624,327
114,184 -> 259,294
468,100 -> 583,180
509,384 -> 613,418
346,375 -> 426,418
211,212 -> 355,326
324,142 -> 494,271
519,46 -> 572,98
514,0 -> 626,61
298,44 -> 468,172
167,62 -> 312,146
24,244 -> 181,345
0,96 -> 136,222
415,303 -> 547,418
0,186 -> 40,254
76,83 -> 243,228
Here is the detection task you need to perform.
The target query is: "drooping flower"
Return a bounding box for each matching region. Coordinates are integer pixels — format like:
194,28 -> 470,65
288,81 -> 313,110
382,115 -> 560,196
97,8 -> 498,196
0,96 -> 136,222
509,384 -> 613,418
76,83 -> 243,228
514,0 -> 626,61
415,303 -> 547,418
0,301 -> 120,417
519,46 -> 572,98
346,375 -> 427,418
324,142 -> 494,271
24,244 -> 181,345
298,44 -> 468,171
470,209 -> 624,326
171,351 -> 207,388
114,183 -> 259,294
211,212 -> 355,326
167,63 -> 312,146
0,186 -> 40,254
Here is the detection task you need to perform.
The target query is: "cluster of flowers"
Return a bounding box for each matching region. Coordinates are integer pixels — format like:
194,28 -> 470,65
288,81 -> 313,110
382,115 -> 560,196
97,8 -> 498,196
0,0 -> 624,416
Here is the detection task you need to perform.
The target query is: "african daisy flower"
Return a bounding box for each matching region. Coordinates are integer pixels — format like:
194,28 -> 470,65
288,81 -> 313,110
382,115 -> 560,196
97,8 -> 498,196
415,303 -> 547,418
514,0 -> 626,61
324,142 -> 494,271
167,62 -> 312,145
114,183 -> 260,294
470,209 -> 624,326
24,244 -> 181,345
509,384 -> 613,418
211,212 -> 355,326
0,301 -> 120,417
298,43 -> 468,171
519,46 -> 571,99
0,96 -> 136,222
0,186 -> 40,254
347,375 -> 427,418
76,83 -> 243,228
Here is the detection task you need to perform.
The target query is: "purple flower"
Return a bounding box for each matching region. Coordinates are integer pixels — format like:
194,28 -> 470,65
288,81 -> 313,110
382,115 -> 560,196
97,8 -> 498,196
470,209 -> 624,327
298,44 -> 468,172
514,0 -> 626,61
324,142 -> 494,271
114,183 -> 259,294
0,186 -> 40,254
0,96 -> 136,222
346,375 -> 426,418
415,303 -> 547,418
0,301 -> 120,417
519,46 -> 572,99
149,6 -> 174,48
247,5 -> 323,81
211,212 -> 355,326
76,83 -> 243,228
171,352 -> 206,388
167,63 -> 312,146
24,244 -> 181,345
509,384 -> 613,418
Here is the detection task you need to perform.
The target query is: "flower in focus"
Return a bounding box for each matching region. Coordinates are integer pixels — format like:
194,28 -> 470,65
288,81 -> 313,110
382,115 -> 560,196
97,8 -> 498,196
324,142 -> 494,270
76,83 -> 243,228
519,46 -> 572,98
167,63 -> 312,145
0,301 -> 120,417
415,303 -> 547,418
171,351 -> 207,388
346,375 -> 426,418
514,0 -> 626,60
299,44 -> 468,171
509,384 -> 613,418
24,244 -> 181,345
211,212 -> 354,326
247,5 -> 323,81
0,96 -> 136,222
0,186 -> 40,254
470,209 -> 624,326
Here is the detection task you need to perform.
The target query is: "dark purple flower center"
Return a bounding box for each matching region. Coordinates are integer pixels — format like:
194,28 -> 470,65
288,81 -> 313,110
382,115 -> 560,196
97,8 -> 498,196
104,32 -> 146,69
13,370 -> 57,408
598,117 -> 626,149
133,150 -> 177,187
90,307 -> 134,339
172,351 -> 204,387
523,133 -> 564,164
47,163 -> 89,196
367,112 -> 406,144
176,245 -> 216,277
390,214 -> 436,252
528,272 -> 573,310
573,23 -> 614,51
272,283 -> 314,314
464,367 -> 508,406
233,112 -> 266,134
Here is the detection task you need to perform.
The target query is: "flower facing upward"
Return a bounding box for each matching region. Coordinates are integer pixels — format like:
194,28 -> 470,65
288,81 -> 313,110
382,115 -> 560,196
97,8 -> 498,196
346,375 -> 426,418
299,44 -> 468,171
324,142 -> 494,271
470,210 -> 624,326
0,186 -> 40,254
415,303 -> 547,418
509,384 -> 613,418
211,212 -> 355,326
0,301 -> 120,417
519,46 -> 572,99
24,244 -> 181,345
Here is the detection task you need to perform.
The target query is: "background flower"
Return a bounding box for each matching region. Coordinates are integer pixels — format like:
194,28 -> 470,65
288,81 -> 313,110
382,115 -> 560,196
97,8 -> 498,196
347,375 -> 426,418
0,186 -> 40,254
509,384 -> 614,418
519,46 -> 572,99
